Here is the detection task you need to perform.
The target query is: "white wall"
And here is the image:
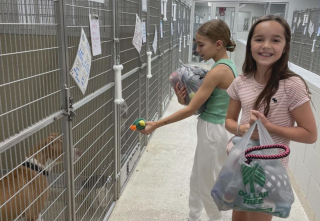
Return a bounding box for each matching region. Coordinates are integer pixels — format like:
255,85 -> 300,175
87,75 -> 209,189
195,5 -> 211,22
215,7 -> 234,26
237,3 -> 265,40
234,39 -> 320,221
287,62 -> 320,221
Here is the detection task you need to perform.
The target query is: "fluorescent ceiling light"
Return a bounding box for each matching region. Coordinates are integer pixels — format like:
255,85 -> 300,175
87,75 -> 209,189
208,2 -> 211,7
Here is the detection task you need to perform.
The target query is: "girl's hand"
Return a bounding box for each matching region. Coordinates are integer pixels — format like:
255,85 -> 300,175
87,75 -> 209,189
249,112 -> 258,126
174,82 -> 187,105
250,110 -> 271,128
239,123 -> 259,140
139,121 -> 157,135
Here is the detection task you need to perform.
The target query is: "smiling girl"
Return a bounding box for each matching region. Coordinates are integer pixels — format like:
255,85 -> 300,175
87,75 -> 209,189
225,15 -> 317,221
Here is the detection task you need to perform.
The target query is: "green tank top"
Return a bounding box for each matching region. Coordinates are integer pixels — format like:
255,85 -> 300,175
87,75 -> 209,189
199,58 -> 238,124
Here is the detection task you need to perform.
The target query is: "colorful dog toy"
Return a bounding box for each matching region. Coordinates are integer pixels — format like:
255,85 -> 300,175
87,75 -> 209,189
130,118 -> 146,131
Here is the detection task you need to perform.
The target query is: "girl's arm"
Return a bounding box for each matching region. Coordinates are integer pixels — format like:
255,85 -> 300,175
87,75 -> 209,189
225,98 -> 259,139
251,101 -> 317,143
140,66 -> 233,135
225,98 -> 241,135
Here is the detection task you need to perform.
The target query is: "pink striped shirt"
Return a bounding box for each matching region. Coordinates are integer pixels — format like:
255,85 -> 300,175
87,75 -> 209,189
227,74 -> 310,167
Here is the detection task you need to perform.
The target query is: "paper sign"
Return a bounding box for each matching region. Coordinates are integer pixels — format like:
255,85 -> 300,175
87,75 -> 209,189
70,28 -> 92,95
132,14 -> 143,53
142,21 -> 147,43
303,13 -> 309,26
89,0 -> 104,3
160,21 -> 163,38
308,21 -> 314,37
297,17 -> 301,28
171,22 -> 173,35
152,25 -> 157,54
142,0 -> 147,12
89,14 -> 101,56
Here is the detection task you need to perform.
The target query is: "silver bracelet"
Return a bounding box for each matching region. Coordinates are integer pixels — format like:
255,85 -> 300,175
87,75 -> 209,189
237,124 -> 241,136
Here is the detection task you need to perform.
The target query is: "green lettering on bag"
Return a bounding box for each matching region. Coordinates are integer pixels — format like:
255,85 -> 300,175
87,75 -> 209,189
234,205 -> 274,213
243,198 -> 264,205
241,163 -> 266,193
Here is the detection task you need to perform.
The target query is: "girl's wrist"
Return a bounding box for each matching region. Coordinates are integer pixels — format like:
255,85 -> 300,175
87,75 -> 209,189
264,121 -> 274,133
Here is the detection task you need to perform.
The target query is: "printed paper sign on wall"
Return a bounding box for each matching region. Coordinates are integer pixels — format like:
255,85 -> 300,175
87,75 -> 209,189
153,25 -> 158,54
132,14 -> 143,53
142,21 -> 147,43
142,0 -> 147,12
89,13 -> 102,56
70,28 -> 92,95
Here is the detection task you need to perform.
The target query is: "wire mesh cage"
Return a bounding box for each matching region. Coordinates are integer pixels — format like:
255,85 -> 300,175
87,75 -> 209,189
150,0 -> 160,58
290,8 -> 320,76
290,11 -> 304,65
309,8 -> 320,75
120,70 -> 140,166
0,119 -> 74,220
0,0 -> 184,219
65,0 -> 114,103
72,89 -> 115,220
149,58 -> 160,121
0,0 -> 60,142
118,0 -> 140,74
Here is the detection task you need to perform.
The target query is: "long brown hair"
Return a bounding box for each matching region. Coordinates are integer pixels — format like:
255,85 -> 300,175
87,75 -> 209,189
197,19 -> 236,52
243,15 -> 311,116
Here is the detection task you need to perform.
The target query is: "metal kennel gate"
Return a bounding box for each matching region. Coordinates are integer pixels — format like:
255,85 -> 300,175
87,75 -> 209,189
289,8 -> 320,76
0,0 -> 191,220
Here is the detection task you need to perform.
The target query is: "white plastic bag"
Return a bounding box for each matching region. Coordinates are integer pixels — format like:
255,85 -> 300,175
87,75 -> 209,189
211,120 -> 295,218
169,61 -> 208,115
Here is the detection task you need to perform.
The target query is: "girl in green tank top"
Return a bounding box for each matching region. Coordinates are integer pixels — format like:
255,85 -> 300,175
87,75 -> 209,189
138,19 -> 237,221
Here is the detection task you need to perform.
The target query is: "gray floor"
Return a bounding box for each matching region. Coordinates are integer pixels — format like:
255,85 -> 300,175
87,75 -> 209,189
109,71 -> 309,221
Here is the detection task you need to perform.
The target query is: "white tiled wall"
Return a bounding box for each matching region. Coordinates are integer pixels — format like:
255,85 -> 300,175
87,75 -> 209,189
290,83 -> 320,221
235,39 -> 320,221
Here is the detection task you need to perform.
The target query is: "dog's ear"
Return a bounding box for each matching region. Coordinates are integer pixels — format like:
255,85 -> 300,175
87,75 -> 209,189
49,133 -> 60,140
39,133 -> 62,162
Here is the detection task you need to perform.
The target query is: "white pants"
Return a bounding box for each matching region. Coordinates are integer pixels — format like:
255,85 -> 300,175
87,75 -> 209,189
189,118 -> 231,221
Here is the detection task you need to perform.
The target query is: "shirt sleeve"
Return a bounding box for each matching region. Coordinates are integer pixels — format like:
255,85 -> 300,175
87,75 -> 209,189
227,76 -> 240,100
287,77 -> 310,111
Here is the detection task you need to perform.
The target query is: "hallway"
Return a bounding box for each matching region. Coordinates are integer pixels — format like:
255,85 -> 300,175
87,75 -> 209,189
109,95 -> 309,221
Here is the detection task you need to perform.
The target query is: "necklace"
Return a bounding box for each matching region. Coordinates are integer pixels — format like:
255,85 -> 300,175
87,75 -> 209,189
252,75 -> 262,92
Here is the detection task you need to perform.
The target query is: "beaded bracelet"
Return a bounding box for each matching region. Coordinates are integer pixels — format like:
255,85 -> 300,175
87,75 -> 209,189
237,124 -> 241,136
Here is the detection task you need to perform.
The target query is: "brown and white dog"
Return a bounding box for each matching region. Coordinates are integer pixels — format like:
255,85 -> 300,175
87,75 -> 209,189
0,133 -> 81,221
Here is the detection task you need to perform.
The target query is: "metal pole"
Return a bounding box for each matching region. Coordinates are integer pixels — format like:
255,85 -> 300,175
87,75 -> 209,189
54,0 -> 76,220
145,0 -> 151,133
112,0 -> 121,200
159,0 -> 163,118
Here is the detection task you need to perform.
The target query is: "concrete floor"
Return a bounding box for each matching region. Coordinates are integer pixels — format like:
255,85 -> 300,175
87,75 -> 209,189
109,64 -> 309,221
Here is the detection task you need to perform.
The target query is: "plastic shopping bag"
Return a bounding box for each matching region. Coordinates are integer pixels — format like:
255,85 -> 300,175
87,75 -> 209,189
169,61 -> 208,115
211,120 -> 295,218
